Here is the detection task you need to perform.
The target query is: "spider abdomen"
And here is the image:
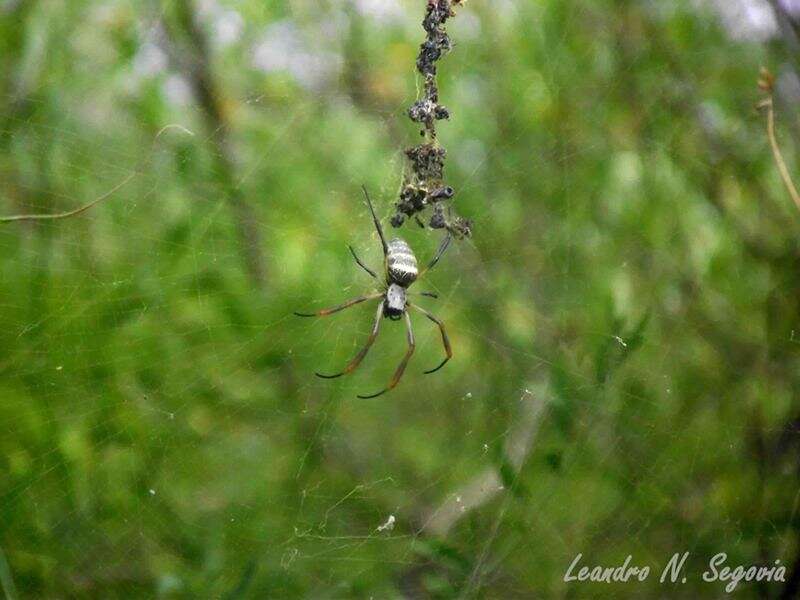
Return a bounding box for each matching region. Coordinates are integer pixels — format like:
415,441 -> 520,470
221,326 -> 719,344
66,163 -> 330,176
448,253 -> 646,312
387,238 -> 418,286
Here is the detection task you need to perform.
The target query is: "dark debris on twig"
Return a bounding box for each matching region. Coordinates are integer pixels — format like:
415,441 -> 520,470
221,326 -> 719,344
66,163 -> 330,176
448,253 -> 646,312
391,0 -> 472,239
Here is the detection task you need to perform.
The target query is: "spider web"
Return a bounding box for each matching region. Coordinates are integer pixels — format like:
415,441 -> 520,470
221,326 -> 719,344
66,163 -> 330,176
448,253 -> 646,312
1,0 -> 798,598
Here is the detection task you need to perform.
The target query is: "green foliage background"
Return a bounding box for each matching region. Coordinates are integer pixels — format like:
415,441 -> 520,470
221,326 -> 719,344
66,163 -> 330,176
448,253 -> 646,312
2,0 -> 800,597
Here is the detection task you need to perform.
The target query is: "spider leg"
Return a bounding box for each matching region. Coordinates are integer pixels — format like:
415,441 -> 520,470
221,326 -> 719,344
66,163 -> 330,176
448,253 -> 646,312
362,185 -> 388,257
408,303 -> 452,374
357,311 -> 415,398
348,245 -> 378,279
294,293 -> 382,317
420,231 -> 452,276
316,301 -> 384,378
408,291 -> 438,300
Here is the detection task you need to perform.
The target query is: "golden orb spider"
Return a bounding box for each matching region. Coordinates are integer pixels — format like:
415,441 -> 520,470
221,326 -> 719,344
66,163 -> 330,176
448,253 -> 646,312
294,187 -> 452,398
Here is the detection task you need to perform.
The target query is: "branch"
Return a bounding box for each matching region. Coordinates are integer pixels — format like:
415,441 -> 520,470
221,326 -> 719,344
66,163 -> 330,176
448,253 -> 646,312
0,544 -> 18,600
165,0 -> 267,289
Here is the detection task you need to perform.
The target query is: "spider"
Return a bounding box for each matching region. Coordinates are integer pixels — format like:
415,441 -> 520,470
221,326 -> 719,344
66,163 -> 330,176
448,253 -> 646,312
295,186 -> 453,398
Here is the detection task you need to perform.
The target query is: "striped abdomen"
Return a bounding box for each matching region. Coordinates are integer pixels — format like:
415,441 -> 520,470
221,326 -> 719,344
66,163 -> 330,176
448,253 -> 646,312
387,238 -> 418,286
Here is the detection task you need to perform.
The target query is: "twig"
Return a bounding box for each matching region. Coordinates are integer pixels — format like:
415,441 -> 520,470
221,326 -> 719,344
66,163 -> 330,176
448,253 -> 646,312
0,173 -> 136,224
765,98 -> 800,210
0,124 -> 195,225
758,67 -> 800,214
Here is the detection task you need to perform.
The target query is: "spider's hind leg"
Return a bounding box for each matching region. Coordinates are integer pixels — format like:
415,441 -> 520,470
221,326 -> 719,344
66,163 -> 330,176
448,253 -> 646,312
409,303 -> 452,374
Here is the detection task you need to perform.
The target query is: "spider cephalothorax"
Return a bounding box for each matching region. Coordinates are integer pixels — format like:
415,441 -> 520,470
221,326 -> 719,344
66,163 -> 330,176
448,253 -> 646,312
384,283 -> 407,320
294,186 -> 452,398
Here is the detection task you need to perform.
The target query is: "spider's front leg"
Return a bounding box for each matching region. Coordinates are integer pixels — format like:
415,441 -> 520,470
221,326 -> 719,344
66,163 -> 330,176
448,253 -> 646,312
316,301 -> 385,379
358,311 -> 415,399
349,245 -> 378,279
294,292 -> 382,317
362,186 -> 388,257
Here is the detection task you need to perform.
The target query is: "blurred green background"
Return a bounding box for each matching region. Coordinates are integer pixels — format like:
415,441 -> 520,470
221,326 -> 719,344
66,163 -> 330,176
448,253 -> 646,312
3,0 -> 800,597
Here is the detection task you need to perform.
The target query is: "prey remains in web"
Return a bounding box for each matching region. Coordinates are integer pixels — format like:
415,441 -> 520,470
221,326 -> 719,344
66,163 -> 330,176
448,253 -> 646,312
295,187 -> 453,398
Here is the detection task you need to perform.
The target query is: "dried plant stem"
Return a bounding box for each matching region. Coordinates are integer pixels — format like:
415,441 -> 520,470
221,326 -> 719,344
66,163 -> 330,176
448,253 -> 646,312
758,67 -> 800,215
0,125 -> 194,225
763,97 -> 800,213
0,173 -> 136,224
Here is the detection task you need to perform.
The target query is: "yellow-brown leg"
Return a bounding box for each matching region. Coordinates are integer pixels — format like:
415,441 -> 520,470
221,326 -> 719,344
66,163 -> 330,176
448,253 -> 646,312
409,303 -> 452,374
357,311 -> 415,398
294,292 -> 382,317
316,302 -> 384,378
